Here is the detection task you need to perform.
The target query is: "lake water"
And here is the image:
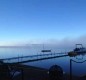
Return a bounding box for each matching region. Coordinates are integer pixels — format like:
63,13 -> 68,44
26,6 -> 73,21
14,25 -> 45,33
0,47 -> 86,76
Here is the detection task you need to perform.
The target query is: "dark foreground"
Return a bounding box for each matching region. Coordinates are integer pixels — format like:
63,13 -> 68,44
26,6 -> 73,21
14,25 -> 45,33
10,64 -> 86,80
0,62 -> 86,80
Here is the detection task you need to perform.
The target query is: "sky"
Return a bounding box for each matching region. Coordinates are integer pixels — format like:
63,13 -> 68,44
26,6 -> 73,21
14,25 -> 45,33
0,0 -> 86,46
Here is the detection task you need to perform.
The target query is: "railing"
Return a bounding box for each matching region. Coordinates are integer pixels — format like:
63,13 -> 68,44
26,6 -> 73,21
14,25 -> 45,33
0,52 -> 67,63
70,59 -> 86,80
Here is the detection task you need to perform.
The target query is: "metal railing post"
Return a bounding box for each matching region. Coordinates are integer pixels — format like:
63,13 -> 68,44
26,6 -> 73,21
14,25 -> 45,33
70,59 -> 72,80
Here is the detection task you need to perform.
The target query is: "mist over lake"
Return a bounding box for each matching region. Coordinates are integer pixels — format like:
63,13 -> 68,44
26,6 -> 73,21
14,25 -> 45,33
0,44 -> 71,59
0,44 -> 86,76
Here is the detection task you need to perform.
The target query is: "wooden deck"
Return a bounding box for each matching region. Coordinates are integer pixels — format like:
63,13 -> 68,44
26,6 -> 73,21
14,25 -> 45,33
0,53 -> 68,63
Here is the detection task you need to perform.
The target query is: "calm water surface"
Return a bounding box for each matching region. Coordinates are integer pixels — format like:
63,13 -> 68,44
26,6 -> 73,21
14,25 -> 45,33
0,47 -> 86,76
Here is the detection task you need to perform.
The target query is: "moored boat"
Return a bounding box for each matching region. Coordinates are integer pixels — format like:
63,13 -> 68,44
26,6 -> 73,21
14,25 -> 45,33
68,44 -> 86,56
41,50 -> 51,52
74,44 -> 86,54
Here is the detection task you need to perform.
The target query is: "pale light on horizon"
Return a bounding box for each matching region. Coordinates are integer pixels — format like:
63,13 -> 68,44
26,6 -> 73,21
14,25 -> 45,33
0,35 -> 86,47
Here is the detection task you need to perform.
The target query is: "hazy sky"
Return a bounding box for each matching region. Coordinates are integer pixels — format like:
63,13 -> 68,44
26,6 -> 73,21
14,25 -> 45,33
0,0 -> 86,45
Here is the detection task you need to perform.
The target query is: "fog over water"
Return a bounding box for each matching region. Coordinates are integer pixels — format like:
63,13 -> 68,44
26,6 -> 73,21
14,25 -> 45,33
0,35 -> 86,59
0,35 -> 86,76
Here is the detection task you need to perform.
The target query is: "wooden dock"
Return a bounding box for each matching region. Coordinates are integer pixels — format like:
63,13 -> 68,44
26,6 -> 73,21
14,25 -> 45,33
0,53 -> 68,64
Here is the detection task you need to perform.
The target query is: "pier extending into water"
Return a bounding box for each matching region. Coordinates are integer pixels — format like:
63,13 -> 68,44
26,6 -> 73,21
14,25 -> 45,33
0,52 -> 68,63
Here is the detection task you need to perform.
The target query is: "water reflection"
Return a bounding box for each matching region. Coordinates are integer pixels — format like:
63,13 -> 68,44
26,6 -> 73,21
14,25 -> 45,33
24,54 -> 86,76
0,47 -> 86,76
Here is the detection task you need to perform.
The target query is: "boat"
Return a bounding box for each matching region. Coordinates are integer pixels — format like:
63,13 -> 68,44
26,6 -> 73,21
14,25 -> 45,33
74,44 -> 86,54
41,44 -> 51,52
41,50 -> 51,52
68,44 -> 86,56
